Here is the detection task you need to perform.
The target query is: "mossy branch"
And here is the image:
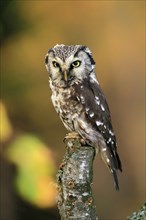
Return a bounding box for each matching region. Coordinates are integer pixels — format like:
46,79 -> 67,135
56,133 -> 98,220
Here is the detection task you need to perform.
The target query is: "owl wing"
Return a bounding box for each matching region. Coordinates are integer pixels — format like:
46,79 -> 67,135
74,78 -> 122,190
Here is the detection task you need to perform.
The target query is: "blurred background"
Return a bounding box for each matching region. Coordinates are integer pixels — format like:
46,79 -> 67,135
0,1 -> 145,220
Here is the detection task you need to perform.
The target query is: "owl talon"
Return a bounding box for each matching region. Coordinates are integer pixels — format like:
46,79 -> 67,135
80,138 -> 87,145
64,132 -> 80,140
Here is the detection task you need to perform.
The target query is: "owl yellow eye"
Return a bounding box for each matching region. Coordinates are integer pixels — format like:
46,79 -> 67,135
52,61 -> 60,68
71,60 -> 81,68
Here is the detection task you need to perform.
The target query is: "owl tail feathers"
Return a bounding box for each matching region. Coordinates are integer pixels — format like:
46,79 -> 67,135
100,147 -> 122,191
112,169 -> 120,191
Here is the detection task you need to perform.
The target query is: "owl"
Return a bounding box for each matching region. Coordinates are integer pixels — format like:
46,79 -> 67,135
45,44 -> 122,190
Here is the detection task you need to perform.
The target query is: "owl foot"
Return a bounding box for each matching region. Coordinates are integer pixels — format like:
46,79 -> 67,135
64,132 -> 88,146
64,132 -> 80,140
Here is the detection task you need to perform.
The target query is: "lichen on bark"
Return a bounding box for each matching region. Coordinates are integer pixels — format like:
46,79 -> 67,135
56,133 -> 98,220
127,203 -> 146,220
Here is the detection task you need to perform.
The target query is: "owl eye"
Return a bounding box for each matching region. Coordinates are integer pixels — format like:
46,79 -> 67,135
71,60 -> 81,68
52,61 -> 60,68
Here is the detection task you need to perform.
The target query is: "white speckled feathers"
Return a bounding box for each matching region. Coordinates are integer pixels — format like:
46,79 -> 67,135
45,44 -> 122,190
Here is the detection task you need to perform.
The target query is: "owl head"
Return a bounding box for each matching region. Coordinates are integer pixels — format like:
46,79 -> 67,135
45,44 -> 95,87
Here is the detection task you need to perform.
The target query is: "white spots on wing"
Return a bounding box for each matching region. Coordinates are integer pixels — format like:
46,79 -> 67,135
85,107 -> 89,113
96,100 -> 100,105
107,137 -> 112,144
104,125 -> 106,129
101,104 -> 105,111
95,96 -> 100,105
95,97 -> 105,111
80,95 -> 85,104
89,112 -> 94,118
109,130 -> 114,136
96,121 -> 103,126
80,85 -> 83,89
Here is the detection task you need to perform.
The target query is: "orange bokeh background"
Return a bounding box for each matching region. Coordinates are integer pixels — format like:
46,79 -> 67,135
1,1 -> 145,219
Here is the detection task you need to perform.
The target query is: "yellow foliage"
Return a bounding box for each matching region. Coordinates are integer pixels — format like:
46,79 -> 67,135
0,102 -> 13,142
5,134 -> 57,208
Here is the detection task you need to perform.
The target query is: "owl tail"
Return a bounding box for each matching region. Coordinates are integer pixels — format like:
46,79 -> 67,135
100,145 -> 122,191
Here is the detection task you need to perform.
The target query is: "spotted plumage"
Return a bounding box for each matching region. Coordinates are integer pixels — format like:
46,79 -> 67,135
45,44 -> 122,190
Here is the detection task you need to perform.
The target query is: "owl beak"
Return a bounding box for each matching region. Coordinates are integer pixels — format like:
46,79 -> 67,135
63,70 -> 68,82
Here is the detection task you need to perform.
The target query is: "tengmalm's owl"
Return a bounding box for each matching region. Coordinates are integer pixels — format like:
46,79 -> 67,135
45,44 -> 122,190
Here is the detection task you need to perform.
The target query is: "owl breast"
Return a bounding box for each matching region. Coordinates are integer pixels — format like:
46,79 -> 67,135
49,80 -> 103,145
50,81 -> 83,131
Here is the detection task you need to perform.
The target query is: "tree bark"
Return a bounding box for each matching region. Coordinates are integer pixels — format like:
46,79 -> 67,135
127,203 -> 146,220
57,133 -> 98,220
